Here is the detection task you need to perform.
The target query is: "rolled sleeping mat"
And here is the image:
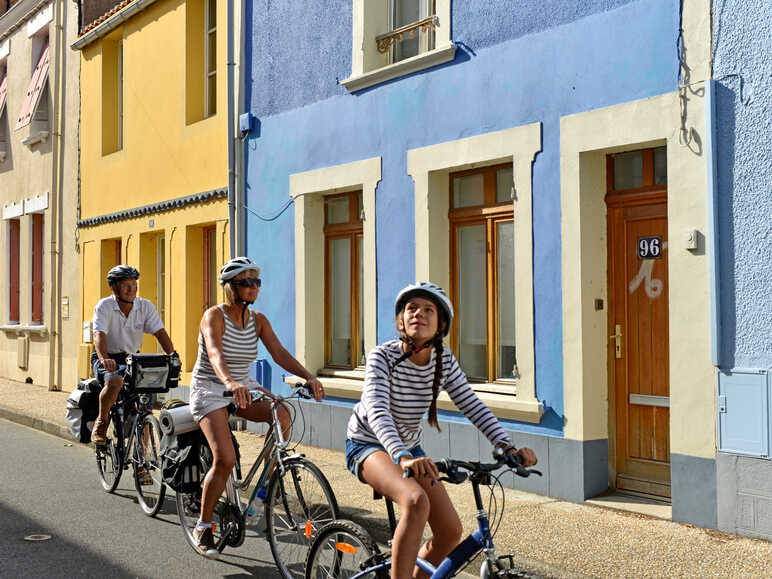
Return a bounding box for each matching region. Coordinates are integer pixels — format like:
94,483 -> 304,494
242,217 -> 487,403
159,404 -> 200,436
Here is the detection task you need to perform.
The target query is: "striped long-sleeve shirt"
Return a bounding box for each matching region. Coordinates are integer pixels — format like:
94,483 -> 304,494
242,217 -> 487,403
346,340 -> 512,460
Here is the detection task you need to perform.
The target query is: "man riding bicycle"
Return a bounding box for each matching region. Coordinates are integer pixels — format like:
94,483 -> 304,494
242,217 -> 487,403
90,265 -> 177,466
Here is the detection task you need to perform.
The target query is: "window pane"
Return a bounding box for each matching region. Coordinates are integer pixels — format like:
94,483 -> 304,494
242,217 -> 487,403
496,167 -> 513,203
325,196 -> 349,224
456,224 -> 487,380
207,73 -> 216,116
31,214 -> 44,322
207,32 -> 217,74
8,219 -> 20,322
654,146 -> 667,185
329,237 -> 351,366
207,0 -> 216,29
393,0 -> 420,61
613,151 -> 643,190
497,222 -> 516,380
452,173 -> 484,209
358,236 -> 365,365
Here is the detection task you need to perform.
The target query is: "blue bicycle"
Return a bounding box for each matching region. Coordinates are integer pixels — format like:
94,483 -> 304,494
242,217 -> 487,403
304,448 -> 542,578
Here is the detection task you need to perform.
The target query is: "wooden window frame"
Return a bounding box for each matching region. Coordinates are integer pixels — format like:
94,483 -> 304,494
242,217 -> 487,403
31,213 -> 44,323
8,218 -> 20,323
606,146 -> 667,202
449,163 -> 514,384
324,191 -> 364,370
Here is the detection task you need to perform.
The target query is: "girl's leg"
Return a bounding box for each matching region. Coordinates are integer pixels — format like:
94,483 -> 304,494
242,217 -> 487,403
199,407 -> 237,522
360,451 -> 430,579
414,479 -> 463,578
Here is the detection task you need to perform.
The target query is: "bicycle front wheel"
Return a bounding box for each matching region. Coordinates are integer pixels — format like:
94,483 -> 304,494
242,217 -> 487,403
96,420 -> 123,493
134,414 -> 167,517
265,457 -> 339,579
305,520 -> 382,579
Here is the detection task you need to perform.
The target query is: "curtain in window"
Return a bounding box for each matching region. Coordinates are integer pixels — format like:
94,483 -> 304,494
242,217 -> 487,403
457,224 -> 487,380
329,237 -> 351,365
497,221 -> 516,379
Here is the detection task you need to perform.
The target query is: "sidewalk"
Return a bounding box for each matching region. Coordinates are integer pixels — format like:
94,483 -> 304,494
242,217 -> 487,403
2,378 -> 770,578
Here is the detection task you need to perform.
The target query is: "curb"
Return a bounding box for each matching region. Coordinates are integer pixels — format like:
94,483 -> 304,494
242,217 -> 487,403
0,406 -> 75,443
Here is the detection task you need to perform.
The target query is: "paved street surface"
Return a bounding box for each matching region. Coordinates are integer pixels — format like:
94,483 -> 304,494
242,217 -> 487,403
0,419 -> 281,578
2,379 -> 772,578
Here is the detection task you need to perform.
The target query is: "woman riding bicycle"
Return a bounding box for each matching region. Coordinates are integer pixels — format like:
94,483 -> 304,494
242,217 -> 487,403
189,256 -> 325,559
345,282 -> 537,579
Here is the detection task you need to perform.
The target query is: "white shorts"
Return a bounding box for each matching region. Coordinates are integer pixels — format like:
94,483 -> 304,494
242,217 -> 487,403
189,376 -> 262,422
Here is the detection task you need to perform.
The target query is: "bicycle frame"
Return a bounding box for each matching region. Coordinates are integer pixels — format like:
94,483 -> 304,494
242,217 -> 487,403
221,397 -> 302,533
108,387 -> 154,470
354,472 -> 501,578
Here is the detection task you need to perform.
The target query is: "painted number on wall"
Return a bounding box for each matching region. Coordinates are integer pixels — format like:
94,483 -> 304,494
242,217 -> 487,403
637,236 -> 662,259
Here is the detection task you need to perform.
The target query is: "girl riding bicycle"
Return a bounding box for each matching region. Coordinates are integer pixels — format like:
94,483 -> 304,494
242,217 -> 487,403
189,257 -> 325,559
345,282 -> 537,579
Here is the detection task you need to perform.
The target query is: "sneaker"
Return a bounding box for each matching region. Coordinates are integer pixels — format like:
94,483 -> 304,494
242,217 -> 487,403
91,418 -> 108,446
137,468 -> 154,486
193,526 -> 219,559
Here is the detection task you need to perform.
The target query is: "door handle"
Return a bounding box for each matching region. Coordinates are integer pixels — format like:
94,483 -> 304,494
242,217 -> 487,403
610,324 -> 622,359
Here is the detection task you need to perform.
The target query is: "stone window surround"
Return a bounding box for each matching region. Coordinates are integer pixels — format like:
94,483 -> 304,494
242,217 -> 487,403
290,157 -> 381,394
407,123 -> 544,424
341,0 -> 454,93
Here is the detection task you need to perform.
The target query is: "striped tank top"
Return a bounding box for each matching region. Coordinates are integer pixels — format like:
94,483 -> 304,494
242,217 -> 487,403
192,305 -> 258,384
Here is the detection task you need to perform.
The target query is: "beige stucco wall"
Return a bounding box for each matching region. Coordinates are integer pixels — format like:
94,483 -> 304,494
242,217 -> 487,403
0,0 -> 80,389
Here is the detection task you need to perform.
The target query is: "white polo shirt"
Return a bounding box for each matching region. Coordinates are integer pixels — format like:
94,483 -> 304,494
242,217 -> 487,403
92,295 -> 165,354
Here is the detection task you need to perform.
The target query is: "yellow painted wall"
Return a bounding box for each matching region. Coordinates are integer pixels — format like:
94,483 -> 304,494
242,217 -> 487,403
79,0 -> 227,220
77,0 -> 230,382
78,201 -> 229,381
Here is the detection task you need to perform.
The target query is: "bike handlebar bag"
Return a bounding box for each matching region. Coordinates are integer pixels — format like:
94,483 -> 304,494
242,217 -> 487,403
126,353 -> 181,393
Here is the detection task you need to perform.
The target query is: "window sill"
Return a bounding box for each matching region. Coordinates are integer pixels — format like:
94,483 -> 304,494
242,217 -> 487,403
285,374 -> 544,424
21,130 -> 49,147
341,43 -> 456,93
0,324 -> 48,336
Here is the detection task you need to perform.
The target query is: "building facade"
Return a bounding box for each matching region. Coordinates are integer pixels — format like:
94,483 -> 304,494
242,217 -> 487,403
0,0 -> 80,389
711,0 -> 772,540
73,0 -> 235,386
242,0 -> 724,529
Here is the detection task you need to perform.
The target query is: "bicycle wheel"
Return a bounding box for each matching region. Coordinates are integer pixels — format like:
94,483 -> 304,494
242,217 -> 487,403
305,520 -> 382,579
134,415 -> 167,517
265,457 -> 339,579
96,419 -> 123,493
176,445 -> 227,554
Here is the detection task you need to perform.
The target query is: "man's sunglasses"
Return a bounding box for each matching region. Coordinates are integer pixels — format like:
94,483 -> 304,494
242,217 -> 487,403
232,278 -> 262,288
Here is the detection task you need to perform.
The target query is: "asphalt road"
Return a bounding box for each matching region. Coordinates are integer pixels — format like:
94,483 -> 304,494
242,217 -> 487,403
0,418 -> 282,578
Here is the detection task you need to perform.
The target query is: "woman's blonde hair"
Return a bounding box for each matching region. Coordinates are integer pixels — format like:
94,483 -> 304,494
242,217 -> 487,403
222,268 -> 261,307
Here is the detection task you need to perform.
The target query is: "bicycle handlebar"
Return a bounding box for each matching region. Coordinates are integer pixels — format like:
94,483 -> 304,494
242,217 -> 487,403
222,382 -> 314,405
403,450 -> 542,483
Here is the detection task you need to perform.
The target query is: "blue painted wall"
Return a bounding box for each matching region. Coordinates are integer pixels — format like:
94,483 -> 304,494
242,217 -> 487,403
712,0 -> 772,370
244,0 -> 679,437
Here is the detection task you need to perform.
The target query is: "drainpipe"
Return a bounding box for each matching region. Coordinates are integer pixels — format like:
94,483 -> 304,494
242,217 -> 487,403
226,0 -> 236,258
47,0 -> 64,391
705,78 -> 721,368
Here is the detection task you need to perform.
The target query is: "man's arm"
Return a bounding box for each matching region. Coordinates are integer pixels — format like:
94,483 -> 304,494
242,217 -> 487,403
153,329 -> 175,355
94,332 -> 117,372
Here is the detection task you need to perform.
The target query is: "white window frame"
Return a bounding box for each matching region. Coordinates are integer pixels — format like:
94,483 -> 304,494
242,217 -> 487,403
389,0 -> 435,64
290,157 -> 380,396
204,0 -> 216,118
407,124 -> 543,423
341,0 -> 454,93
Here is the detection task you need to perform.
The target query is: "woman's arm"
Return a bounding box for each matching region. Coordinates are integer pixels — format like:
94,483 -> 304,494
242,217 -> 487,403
254,312 -> 324,401
361,347 -> 409,461
200,307 -> 251,408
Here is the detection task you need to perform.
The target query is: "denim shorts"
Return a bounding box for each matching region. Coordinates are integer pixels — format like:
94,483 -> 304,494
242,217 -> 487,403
345,439 -> 426,482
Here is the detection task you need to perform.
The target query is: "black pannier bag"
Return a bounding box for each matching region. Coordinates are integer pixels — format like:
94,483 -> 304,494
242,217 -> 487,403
161,425 -> 241,493
65,378 -> 102,443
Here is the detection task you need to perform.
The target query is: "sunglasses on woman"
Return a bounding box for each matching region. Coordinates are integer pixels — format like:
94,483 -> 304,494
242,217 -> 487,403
232,278 -> 262,288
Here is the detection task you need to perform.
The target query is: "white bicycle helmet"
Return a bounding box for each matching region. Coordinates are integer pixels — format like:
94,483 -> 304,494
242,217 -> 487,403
218,256 -> 260,285
394,282 -> 454,337
107,265 -> 140,287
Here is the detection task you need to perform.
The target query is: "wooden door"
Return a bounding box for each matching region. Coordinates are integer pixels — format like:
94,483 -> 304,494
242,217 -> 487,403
608,198 -> 670,498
